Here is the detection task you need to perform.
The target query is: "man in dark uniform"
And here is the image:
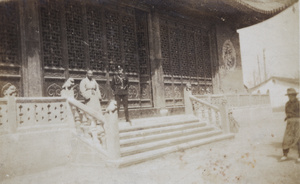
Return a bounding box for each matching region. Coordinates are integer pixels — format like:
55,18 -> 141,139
281,88 -> 300,162
111,65 -> 131,124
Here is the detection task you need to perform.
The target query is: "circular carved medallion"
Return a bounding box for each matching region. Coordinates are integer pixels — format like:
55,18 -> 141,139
222,40 -> 236,71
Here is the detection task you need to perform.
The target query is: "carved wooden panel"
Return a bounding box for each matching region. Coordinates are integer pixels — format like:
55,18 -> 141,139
105,9 -> 122,71
40,1 -> 152,109
16,99 -> 68,126
0,1 -> 21,97
65,0 -> 86,69
135,10 -> 151,105
0,1 -> 20,65
160,17 -> 214,106
40,0 -> 63,68
86,5 -> 105,71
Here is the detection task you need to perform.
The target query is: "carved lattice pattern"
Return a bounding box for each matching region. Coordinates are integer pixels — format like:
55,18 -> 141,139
160,24 -> 171,75
169,28 -> 180,76
122,14 -> 138,73
160,20 -> 213,79
0,2 -> 19,65
160,18 -> 213,106
195,33 -> 205,77
202,34 -> 212,77
136,11 -> 151,101
65,1 -> 86,69
105,10 -> 121,71
187,31 -> 197,77
41,0 -> 63,68
86,5 -> 105,71
178,29 -> 189,77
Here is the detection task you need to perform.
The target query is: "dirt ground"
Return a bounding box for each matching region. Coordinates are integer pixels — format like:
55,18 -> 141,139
1,111 -> 300,184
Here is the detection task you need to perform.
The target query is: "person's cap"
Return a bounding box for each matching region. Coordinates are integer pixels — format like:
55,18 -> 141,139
285,88 -> 298,95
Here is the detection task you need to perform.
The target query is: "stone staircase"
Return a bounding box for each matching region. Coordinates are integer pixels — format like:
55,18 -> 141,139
115,114 -> 234,167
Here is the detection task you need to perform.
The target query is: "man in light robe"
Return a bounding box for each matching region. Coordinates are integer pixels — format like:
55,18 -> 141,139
80,70 -> 102,112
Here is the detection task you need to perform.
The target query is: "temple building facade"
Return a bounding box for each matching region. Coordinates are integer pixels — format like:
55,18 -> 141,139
0,0 -> 296,117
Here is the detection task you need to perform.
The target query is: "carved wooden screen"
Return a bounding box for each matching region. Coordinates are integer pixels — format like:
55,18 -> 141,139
160,17 -> 213,107
40,0 -> 152,108
0,1 -> 21,97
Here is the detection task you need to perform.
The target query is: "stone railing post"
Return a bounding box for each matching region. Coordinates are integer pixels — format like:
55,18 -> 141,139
105,101 -> 120,159
7,96 -> 17,133
219,98 -> 230,134
184,86 -> 193,115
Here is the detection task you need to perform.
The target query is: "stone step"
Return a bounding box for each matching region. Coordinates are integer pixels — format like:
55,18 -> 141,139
119,115 -> 199,133
119,121 -> 207,139
116,133 -> 234,167
120,125 -> 214,147
120,129 -> 222,157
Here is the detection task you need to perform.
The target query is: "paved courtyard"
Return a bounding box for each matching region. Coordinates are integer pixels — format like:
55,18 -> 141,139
1,111 -> 300,184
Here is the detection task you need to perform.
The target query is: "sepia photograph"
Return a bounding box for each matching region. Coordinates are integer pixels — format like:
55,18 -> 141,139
0,0 -> 299,183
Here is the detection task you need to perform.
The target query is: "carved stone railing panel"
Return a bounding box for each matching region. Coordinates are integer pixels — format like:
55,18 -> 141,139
0,99 -> 8,131
72,105 -> 106,149
16,98 -> 68,126
191,98 -> 221,128
261,95 -> 271,104
226,95 -> 239,108
252,95 -> 261,106
67,97 -> 120,159
210,96 -> 223,106
195,94 -> 271,108
239,95 -> 251,107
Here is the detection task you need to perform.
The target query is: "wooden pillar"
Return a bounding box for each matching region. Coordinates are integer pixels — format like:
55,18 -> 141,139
19,0 -> 43,97
209,26 -> 220,94
148,11 -> 165,108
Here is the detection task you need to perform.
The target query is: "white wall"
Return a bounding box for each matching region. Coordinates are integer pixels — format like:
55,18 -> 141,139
239,2 -> 299,88
252,80 -> 299,110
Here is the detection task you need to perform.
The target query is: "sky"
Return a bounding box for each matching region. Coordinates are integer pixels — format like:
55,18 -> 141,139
238,2 -> 299,88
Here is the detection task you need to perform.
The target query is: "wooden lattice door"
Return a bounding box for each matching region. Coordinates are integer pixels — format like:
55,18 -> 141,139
40,0 -> 152,108
160,17 -> 214,107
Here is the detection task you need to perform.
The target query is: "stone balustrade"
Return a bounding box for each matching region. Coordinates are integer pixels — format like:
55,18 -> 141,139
0,97 -> 68,133
0,98 -> 8,133
194,93 -> 271,108
0,95 -> 121,160
15,97 -> 68,126
185,90 -> 271,134
184,86 -> 230,133
67,97 -> 120,159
